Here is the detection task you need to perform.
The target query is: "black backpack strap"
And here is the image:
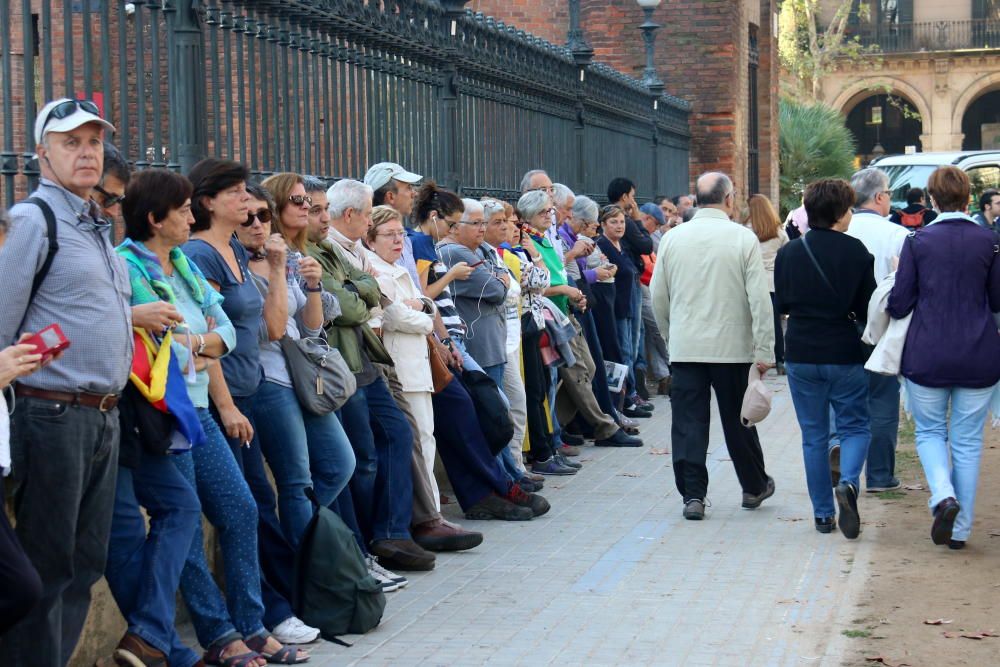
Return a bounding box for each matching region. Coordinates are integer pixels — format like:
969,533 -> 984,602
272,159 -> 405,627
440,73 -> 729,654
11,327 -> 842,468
23,197 -> 59,303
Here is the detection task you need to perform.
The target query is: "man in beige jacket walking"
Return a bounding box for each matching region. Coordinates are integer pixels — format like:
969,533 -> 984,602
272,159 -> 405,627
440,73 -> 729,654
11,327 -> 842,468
650,172 -> 776,520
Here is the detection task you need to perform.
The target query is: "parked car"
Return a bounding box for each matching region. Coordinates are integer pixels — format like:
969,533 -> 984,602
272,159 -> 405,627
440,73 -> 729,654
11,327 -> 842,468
869,151 -> 1000,212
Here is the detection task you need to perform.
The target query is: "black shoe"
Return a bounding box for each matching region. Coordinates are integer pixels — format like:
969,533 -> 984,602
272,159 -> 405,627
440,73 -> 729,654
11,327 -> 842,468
623,405 -> 653,419
562,432 -> 585,447
931,497 -> 960,545
531,457 -> 578,476
516,477 -> 541,492
595,429 -> 643,447
683,498 -> 706,520
828,444 -> 841,488
814,517 -> 835,534
948,539 -> 966,550
464,493 -> 534,521
834,481 -> 861,539
742,476 -> 775,509
369,538 -> 437,571
635,368 -> 650,400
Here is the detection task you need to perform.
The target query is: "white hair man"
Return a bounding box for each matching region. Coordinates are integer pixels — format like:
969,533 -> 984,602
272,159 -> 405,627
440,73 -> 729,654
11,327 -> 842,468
843,167 -> 908,494
650,171 -> 776,520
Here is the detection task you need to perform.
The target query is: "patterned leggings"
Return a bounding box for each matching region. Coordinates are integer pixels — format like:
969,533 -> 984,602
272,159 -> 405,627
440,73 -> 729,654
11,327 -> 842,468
174,409 -> 266,648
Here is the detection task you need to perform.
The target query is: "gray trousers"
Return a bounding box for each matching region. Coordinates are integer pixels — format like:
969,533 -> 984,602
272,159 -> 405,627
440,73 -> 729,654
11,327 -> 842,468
556,318 -> 620,441
641,284 -> 670,381
1,397 -> 119,667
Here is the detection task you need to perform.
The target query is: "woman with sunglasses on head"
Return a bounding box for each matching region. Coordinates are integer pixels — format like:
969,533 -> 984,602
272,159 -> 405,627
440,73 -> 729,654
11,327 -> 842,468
182,159 -> 309,665
253,173 -> 355,548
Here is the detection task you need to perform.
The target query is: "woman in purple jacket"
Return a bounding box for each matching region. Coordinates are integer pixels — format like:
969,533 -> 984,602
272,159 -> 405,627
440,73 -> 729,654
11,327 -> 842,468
887,166 -> 1000,550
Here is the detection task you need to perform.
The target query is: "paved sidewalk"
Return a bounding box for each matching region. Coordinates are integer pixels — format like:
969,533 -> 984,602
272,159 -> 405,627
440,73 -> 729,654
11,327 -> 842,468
258,376 -> 872,666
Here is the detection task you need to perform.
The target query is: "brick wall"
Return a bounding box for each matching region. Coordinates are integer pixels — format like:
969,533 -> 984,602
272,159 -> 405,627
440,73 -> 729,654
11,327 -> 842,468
471,0 -> 780,204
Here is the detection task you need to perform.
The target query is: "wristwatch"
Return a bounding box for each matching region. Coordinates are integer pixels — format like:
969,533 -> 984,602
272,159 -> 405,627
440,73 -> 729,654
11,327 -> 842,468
304,284 -> 322,293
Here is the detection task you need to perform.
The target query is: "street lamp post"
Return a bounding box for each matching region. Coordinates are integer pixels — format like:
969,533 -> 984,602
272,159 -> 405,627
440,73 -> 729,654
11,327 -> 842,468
637,0 -> 664,97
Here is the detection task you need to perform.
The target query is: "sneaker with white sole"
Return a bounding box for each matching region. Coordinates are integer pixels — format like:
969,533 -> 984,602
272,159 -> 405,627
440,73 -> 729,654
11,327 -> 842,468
271,616 -> 320,644
367,556 -> 408,592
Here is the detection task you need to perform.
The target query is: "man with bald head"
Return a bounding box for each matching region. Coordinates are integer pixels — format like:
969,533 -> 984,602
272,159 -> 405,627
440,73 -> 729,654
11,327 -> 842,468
650,172 -> 776,520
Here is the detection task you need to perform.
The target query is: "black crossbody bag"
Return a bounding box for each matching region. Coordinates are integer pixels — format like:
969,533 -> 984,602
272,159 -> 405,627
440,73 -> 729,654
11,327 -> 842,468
799,234 -> 864,336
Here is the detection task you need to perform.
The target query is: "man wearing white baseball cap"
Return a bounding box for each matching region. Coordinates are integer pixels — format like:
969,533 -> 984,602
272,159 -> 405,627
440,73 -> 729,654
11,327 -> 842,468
0,98 -> 133,666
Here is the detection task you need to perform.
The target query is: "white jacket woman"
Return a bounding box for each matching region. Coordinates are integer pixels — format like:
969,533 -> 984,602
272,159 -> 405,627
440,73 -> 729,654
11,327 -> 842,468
367,251 -> 437,391
365,206 -> 441,508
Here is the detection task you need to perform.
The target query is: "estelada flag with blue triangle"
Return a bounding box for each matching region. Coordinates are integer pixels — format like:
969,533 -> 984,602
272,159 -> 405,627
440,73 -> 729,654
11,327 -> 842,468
130,328 -> 206,449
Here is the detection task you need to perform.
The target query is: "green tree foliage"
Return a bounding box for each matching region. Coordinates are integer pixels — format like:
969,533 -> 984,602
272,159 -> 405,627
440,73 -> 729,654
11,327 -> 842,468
779,98 -> 857,216
778,0 -> 872,101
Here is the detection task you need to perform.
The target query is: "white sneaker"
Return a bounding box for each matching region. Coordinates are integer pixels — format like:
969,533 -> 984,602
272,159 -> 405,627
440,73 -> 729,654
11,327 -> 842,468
271,616 -> 320,644
367,556 -> 408,592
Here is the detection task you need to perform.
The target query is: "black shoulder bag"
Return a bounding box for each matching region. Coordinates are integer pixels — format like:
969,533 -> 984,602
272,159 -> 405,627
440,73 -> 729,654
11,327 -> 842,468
799,233 -> 863,335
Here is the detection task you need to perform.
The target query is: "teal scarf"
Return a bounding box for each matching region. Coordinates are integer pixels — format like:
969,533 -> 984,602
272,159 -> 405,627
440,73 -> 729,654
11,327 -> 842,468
115,238 -> 221,309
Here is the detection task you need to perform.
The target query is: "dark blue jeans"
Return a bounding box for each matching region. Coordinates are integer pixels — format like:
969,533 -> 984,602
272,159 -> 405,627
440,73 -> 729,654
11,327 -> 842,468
222,395 -> 297,631
578,309 -> 619,423
865,371 -> 901,487
339,376 -> 414,544
1,398 -> 119,667
0,476 -> 41,636
432,373 -> 512,510
105,456 -> 202,667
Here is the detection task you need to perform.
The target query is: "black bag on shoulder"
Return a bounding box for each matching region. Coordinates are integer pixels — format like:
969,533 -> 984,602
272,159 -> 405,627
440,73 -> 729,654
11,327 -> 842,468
460,369 -> 515,456
118,382 -> 175,465
293,491 -> 385,642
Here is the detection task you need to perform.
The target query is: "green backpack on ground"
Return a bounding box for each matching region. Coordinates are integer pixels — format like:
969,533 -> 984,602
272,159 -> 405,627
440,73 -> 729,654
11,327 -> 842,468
293,494 -> 386,643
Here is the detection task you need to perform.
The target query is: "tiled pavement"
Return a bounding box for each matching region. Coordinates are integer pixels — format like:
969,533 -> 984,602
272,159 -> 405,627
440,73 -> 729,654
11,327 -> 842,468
250,376 -> 875,666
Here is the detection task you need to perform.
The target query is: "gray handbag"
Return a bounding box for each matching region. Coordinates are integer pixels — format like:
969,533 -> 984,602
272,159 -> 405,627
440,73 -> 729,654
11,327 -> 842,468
279,335 -> 357,415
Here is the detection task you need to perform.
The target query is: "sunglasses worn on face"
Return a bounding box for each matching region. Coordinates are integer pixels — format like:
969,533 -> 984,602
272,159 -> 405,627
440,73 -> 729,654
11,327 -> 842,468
41,99 -> 101,135
94,184 -> 124,208
289,194 -> 313,207
242,209 -> 273,227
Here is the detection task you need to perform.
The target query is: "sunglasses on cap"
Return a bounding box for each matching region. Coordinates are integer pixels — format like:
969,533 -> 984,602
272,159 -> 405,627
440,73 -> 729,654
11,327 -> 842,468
94,184 -> 124,208
40,99 -> 101,135
242,209 -> 273,227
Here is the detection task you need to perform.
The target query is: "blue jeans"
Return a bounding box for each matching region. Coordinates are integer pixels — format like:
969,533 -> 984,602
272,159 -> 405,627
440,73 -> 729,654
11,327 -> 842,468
786,363 -> 871,520
548,366 -> 562,449
630,280 -> 643,366
175,409 -> 265,648
866,371 -> 901,487
338,377 -> 414,544
106,456 -> 202,667
253,380 -> 356,547
616,317 -> 635,394
453,338 -> 484,374
905,379 -> 993,541
482,362 -> 506,394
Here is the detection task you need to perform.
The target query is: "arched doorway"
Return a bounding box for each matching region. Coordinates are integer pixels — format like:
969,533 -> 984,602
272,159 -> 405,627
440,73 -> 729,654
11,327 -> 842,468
844,93 -> 923,164
961,89 -> 1000,150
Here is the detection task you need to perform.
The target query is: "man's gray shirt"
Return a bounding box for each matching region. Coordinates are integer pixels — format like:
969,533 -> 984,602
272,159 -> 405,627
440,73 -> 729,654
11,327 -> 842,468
0,179 -> 133,394
436,240 -> 509,368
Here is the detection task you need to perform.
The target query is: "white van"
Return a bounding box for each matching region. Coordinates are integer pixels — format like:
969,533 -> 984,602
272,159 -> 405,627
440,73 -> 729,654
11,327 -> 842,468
869,151 -> 1000,211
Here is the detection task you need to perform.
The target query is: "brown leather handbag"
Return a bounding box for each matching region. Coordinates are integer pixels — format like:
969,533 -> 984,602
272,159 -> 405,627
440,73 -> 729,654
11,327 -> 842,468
426,335 -> 454,394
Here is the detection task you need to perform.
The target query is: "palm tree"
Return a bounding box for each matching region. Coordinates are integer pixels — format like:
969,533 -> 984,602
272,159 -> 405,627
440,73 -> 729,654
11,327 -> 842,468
779,98 -> 857,217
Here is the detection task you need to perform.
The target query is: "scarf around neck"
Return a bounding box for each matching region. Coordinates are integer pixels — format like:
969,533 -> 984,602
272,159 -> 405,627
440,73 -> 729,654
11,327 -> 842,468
116,237 -> 220,309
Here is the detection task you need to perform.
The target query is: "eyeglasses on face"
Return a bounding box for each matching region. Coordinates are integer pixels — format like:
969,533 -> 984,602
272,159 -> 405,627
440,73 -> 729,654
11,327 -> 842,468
460,220 -> 488,228
242,208 -> 273,227
534,186 -> 555,194
288,194 -> 313,207
94,184 -> 124,208
375,230 -> 407,240
41,99 -> 101,135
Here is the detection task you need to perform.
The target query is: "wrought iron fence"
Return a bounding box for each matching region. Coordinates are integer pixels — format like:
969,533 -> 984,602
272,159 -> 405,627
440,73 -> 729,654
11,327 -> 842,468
853,19 -> 1000,54
1,0 -> 690,210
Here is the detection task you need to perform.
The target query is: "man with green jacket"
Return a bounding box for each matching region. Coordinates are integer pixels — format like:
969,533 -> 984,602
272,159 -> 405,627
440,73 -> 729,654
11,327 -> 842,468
306,179 -> 434,577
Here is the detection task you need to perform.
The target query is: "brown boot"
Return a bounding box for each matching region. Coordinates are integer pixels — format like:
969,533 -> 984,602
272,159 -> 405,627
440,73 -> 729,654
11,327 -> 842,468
412,519 -> 484,552
113,632 -> 168,667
